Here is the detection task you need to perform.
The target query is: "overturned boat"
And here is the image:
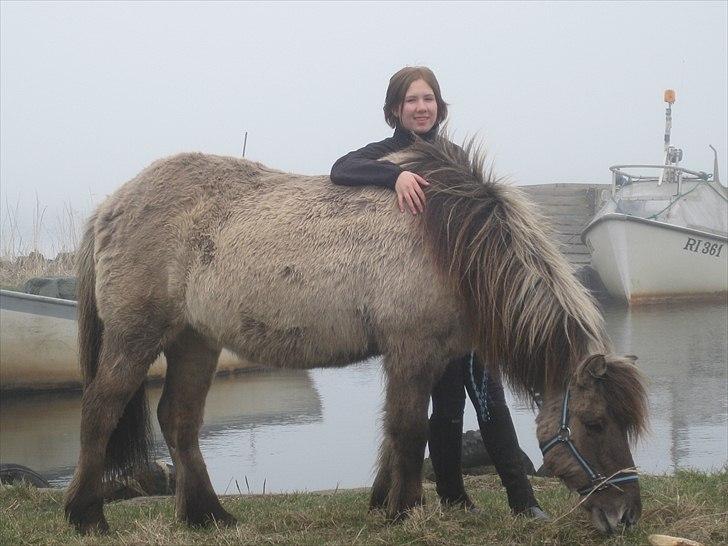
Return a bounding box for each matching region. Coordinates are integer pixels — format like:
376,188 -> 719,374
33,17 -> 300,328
582,90 -> 728,304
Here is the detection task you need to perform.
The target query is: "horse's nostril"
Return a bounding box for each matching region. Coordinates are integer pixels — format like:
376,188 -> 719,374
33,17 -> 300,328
621,507 -> 636,526
592,507 -> 614,534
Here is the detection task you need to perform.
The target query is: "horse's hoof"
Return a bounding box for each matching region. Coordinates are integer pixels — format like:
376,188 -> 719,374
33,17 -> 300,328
391,512 -> 407,523
73,517 -> 110,536
387,508 -> 413,523
65,498 -> 108,535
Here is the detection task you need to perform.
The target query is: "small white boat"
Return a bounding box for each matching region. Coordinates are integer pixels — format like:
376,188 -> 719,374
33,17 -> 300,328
582,90 -> 728,304
0,289 -> 258,391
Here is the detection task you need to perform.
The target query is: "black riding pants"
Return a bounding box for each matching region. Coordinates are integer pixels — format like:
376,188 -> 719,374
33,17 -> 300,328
431,353 -> 506,424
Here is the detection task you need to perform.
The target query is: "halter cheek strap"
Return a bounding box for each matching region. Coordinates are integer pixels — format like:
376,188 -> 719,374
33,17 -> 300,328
539,385 -> 639,496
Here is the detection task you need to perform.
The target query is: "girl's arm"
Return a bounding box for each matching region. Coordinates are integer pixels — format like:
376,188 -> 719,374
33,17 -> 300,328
331,136 -> 430,214
330,138 -> 403,190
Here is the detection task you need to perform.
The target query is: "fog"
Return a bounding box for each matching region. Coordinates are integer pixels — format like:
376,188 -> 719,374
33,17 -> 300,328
1,1 -> 726,255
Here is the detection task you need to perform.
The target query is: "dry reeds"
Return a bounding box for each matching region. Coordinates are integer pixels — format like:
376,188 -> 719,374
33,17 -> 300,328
0,195 -> 83,290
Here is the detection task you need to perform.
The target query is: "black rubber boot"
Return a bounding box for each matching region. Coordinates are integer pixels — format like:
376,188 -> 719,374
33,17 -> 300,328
478,410 -> 545,516
428,415 -> 476,510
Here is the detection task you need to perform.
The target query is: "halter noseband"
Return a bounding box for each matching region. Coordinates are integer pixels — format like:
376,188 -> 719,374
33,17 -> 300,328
538,384 -> 639,496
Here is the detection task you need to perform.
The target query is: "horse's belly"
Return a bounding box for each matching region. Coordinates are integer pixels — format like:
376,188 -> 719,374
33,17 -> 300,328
185,280 -> 375,369
221,315 -> 374,369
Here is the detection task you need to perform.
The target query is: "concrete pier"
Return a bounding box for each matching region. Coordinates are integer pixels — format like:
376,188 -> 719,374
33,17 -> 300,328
520,183 -> 609,271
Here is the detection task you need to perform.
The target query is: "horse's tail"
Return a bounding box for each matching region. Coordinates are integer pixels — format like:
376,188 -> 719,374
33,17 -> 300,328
419,141 -> 608,397
76,217 -> 152,478
77,217 -> 102,388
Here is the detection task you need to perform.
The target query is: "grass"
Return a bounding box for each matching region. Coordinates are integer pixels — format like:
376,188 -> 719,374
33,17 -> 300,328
1,471 -> 725,545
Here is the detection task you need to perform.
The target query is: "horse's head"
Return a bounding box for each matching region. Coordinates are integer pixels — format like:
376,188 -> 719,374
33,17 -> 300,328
536,354 -> 648,534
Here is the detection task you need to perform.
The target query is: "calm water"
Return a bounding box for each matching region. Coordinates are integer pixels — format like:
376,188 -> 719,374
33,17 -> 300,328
1,300 -> 726,493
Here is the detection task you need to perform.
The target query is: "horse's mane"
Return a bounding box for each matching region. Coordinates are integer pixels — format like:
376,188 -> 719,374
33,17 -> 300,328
390,134 -> 610,399
595,358 -> 649,441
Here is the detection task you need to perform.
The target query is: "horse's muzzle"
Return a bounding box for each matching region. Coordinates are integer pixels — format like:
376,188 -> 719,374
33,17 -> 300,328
589,501 -> 641,534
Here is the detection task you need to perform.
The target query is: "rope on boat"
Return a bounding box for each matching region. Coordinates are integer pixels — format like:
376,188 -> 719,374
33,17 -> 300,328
643,179 -> 727,220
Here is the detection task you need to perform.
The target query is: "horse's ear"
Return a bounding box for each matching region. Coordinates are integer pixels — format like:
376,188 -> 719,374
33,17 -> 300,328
578,354 -> 607,385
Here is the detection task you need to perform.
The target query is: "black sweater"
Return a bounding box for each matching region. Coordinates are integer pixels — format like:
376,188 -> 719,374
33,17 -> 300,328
330,125 -> 439,190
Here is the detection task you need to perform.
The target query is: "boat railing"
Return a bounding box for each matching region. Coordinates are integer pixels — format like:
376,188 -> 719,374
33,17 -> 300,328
609,164 -> 712,197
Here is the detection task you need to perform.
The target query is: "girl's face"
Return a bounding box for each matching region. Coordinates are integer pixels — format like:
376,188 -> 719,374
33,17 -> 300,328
394,78 -> 438,134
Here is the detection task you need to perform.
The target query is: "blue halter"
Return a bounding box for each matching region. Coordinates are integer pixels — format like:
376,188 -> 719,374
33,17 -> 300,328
539,385 -> 639,496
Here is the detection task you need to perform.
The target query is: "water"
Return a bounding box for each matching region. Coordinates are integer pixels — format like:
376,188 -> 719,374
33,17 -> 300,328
1,300 -> 726,493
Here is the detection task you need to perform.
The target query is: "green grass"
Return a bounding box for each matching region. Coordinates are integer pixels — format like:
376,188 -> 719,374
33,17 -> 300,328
1,471 -> 726,545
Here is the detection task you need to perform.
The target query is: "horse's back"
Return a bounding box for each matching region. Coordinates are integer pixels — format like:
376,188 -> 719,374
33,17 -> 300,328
90,152 -> 461,366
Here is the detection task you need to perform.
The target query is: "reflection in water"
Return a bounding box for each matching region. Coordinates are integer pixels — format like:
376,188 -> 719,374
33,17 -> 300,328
601,299 -> 728,473
0,369 -> 323,488
0,302 -> 725,493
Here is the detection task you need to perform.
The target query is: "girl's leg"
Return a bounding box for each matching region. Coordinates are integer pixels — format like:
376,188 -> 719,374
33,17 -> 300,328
465,354 -> 549,518
428,355 -> 474,508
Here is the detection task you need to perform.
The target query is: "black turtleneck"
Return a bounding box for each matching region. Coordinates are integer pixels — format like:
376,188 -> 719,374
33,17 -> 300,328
330,125 -> 439,190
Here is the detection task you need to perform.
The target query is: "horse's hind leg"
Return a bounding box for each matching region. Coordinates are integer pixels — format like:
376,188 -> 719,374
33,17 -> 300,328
158,328 -> 236,527
64,333 -> 158,534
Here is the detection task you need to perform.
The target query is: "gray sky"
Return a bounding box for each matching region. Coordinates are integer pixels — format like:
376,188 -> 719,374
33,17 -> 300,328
1,1 -> 726,255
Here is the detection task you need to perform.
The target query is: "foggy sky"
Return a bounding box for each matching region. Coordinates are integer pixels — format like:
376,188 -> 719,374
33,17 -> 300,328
1,1 -> 726,255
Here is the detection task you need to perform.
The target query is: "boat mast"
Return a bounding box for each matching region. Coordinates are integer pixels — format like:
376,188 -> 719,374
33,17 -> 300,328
664,89 -> 674,152
659,89 -> 682,186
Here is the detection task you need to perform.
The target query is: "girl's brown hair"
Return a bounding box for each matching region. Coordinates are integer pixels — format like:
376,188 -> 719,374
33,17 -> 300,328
384,66 -> 449,129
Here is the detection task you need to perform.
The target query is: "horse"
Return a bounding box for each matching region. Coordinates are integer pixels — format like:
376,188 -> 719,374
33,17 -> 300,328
63,136 -> 648,535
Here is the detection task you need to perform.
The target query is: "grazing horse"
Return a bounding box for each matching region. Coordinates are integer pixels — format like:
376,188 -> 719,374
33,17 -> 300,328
64,136 -> 648,535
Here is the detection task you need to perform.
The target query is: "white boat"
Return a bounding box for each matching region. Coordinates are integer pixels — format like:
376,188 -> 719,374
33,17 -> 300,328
582,90 -> 728,304
0,289 -> 258,391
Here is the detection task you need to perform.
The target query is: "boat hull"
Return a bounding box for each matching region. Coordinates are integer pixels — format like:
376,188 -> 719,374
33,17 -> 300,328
582,215 -> 728,304
0,290 -> 258,391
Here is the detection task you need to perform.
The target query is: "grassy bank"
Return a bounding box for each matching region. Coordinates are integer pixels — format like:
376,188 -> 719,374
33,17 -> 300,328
1,471 -> 725,545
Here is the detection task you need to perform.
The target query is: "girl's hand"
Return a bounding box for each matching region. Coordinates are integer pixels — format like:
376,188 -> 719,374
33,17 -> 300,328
395,171 -> 430,215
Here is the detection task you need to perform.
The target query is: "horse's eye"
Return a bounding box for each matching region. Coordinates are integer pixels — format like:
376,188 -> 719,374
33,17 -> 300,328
584,421 -> 604,434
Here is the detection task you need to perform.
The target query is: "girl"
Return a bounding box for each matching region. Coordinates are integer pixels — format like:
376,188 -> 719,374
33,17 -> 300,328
330,66 -> 548,519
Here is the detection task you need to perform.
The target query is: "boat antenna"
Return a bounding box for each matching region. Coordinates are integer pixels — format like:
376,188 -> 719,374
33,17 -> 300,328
242,131 -> 248,158
709,145 -> 720,185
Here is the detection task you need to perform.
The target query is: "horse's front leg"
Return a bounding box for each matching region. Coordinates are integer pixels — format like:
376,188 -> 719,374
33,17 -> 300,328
376,362 -> 432,521
369,437 -> 393,510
